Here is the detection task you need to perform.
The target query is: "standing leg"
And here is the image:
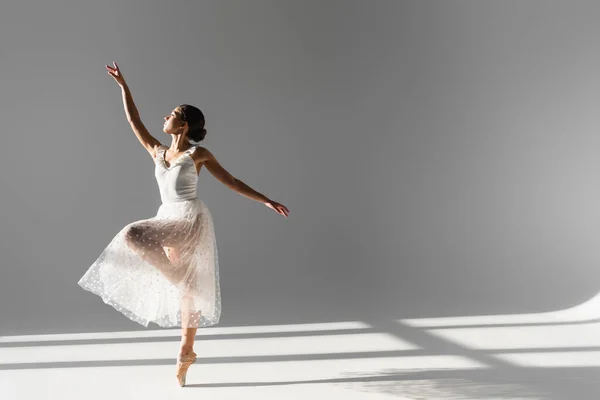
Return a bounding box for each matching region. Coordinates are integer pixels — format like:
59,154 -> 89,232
176,295 -> 200,386
123,220 -> 203,386
180,292 -> 200,354
180,326 -> 198,355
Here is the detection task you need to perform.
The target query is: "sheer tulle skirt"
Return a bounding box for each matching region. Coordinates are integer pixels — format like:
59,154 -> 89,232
78,197 -> 221,328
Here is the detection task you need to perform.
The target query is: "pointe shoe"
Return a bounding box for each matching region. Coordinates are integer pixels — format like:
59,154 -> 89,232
176,351 -> 197,387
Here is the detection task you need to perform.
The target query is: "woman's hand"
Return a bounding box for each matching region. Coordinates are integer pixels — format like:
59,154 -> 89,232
105,61 -> 126,87
265,199 -> 290,218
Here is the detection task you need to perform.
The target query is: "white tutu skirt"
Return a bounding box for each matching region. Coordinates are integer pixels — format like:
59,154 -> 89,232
78,198 -> 221,328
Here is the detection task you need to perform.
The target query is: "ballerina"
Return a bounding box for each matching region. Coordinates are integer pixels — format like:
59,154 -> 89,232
78,62 -> 289,387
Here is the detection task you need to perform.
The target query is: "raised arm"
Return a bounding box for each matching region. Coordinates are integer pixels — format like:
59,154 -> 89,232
105,62 -> 162,157
195,147 -> 290,217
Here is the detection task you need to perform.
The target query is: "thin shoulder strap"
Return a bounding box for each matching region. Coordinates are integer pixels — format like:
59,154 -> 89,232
186,145 -> 199,155
154,145 -> 167,160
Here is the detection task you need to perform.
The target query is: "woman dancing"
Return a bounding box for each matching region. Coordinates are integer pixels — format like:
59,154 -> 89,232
78,62 -> 289,387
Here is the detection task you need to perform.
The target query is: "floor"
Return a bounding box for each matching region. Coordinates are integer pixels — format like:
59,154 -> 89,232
2,295 -> 600,399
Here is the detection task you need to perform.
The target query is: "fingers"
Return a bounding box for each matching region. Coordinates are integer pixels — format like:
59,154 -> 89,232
266,201 -> 288,217
278,205 -> 289,217
105,62 -> 120,73
105,63 -> 123,82
269,202 -> 289,217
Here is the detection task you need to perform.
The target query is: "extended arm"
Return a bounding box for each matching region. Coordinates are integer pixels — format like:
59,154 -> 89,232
119,82 -> 161,154
197,147 -> 289,217
120,81 -> 141,121
200,148 -> 269,203
106,62 -> 161,155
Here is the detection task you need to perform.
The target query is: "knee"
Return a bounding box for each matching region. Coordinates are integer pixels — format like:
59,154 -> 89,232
125,225 -> 144,248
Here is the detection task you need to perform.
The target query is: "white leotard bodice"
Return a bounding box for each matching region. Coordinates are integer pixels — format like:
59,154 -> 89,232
154,145 -> 199,203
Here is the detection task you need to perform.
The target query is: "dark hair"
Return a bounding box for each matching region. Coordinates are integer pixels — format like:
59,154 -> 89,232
178,104 -> 207,142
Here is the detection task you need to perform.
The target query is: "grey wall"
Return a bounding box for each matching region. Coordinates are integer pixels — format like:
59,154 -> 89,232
1,0 -> 600,334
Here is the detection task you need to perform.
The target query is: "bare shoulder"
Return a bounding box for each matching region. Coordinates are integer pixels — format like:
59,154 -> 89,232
191,146 -> 214,163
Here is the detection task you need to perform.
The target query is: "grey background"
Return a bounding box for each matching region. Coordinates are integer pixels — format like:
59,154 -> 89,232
1,0 -> 600,335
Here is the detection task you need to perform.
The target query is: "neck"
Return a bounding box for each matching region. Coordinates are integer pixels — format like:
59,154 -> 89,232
169,135 -> 191,152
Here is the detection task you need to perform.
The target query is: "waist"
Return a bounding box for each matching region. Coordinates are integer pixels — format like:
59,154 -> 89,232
161,196 -> 199,204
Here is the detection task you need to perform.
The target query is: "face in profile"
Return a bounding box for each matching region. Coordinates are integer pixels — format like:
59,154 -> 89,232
163,107 -> 187,135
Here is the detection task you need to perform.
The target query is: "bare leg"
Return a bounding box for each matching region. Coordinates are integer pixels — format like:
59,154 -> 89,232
176,298 -> 200,387
180,327 -> 198,355
123,221 -> 204,386
180,294 -> 200,354
125,226 -> 184,286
